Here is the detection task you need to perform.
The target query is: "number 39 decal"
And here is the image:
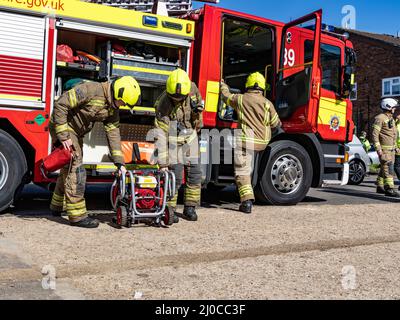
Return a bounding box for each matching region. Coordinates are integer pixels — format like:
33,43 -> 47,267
284,48 -> 296,67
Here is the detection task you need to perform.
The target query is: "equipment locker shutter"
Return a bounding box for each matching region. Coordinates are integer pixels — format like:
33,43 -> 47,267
0,12 -> 45,101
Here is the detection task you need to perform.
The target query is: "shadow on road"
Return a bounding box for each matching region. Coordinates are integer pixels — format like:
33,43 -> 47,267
199,186 -> 328,208
5,184 -> 115,227
320,187 -> 400,204
7,182 -> 331,219
8,179 -> 393,226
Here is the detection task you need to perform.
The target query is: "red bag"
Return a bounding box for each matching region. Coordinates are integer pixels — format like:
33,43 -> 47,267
112,43 -> 127,55
40,146 -> 73,177
56,45 -> 74,63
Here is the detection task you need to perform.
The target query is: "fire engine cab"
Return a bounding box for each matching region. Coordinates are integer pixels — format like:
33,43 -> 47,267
191,6 -> 356,205
0,0 -> 356,212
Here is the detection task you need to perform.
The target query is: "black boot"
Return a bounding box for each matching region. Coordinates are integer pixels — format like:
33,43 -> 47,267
70,217 -> 99,228
377,186 -> 386,194
183,206 -> 198,222
51,211 -> 63,217
385,188 -> 400,198
239,200 -> 253,214
168,208 -> 179,224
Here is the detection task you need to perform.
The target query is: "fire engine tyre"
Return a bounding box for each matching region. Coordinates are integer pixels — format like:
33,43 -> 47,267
0,129 -> 28,213
255,141 -> 313,206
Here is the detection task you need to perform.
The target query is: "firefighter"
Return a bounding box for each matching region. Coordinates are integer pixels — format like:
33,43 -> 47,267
154,68 -> 204,223
49,76 -> 141,228
372,98 -> 400,197
220,72 -> 281,214
359,131 -> 371,152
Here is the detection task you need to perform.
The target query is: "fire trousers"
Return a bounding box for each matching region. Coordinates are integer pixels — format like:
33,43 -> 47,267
167,162 -> 202,211
235,148 -> 257,203
167,141 -> 202,211
377,150 -> 396,190
49,131 -> 87,223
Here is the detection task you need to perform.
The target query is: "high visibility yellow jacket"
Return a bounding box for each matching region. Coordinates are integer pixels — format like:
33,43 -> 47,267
220,83 -> 281,151
154,82 -> 203,167
396,120 -> 400,147
360,137 -> 371,152
50,81 -> 125,165
396,119 -> 400,156
372,112 -> 398,153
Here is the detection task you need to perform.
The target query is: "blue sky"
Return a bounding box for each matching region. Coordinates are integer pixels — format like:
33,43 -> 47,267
193,0 -> 400,36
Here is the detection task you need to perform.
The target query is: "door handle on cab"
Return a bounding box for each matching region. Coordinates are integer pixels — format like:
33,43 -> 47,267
312,79 -> 320,98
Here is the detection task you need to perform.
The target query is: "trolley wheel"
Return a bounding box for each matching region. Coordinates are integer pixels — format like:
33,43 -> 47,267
116,206 -> 131,228
162,206 -> 174,226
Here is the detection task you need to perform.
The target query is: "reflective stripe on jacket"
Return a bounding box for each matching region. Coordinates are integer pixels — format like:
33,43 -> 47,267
372,113 -> 398,153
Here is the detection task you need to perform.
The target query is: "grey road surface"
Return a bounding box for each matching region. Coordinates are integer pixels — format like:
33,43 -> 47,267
1,176 -> 400,300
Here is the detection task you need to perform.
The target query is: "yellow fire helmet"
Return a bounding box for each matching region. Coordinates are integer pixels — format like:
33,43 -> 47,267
245,72 -> 266,91
113,76 -> 141,108
166,68 -> 191,100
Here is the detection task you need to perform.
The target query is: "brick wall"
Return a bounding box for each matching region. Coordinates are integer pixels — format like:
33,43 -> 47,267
350,33 -> 400,137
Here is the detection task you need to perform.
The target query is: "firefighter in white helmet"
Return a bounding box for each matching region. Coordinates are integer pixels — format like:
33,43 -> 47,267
372,98 -> 400,197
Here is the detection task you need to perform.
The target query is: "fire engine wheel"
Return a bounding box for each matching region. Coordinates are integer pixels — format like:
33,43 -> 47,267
255,141 -> 312,206
0,129 -> 28,213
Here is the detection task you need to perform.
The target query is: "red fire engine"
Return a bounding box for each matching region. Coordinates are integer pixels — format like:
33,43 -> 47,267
0,0 -> 356,212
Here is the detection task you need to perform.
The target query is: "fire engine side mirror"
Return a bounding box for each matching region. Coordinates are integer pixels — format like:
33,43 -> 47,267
342,65 -> 355,98
345,48 -> 357,66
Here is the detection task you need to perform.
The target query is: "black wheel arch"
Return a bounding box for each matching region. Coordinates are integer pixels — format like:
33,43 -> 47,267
0,118 -> 35,183
0,127 -> 30,212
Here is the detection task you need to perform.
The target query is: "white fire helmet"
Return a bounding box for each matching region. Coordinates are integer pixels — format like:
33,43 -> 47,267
381,98 -> 399,111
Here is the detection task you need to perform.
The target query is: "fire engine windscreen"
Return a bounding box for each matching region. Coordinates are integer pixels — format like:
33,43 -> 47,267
220,19 -> 273,121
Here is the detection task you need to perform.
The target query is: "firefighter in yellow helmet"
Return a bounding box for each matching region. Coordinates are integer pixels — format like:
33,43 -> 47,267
221,72 -> 281,214
154,68 -> 204,222
49,76 -> 141,228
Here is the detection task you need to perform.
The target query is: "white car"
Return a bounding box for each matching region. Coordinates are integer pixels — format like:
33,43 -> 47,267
368,147 -> 380,167
346,135 -> 373,185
